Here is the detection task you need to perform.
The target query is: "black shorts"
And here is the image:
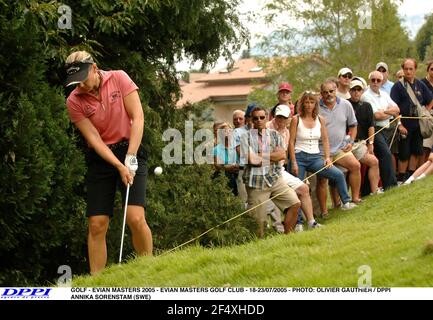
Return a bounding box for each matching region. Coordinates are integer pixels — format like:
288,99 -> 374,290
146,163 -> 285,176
398,127 -> 423,161
85,142 -> 147,217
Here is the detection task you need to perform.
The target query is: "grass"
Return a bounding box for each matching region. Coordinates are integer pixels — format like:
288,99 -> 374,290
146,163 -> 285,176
73,176 -> 433,287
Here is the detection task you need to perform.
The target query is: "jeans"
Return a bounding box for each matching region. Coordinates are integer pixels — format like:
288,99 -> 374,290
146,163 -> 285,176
374,131 -> 397,189
295,151 -> 351,204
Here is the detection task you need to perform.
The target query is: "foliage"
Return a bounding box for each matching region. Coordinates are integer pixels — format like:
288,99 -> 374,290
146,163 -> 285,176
0,4 -> 87,285
255,0 -> 411,96
414,13 -> 433,62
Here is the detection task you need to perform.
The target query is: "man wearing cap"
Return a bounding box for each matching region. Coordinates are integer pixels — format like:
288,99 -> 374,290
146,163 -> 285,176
337,67 -> 353,99
361,71 -> 399,189
65,50 -> 152,274
348,79 -> 381,195
376,62 -> 394,95
269,82 -> 295,120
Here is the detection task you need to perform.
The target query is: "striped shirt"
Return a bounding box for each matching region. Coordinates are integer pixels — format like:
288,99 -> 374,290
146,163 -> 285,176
240,128 -> 284,189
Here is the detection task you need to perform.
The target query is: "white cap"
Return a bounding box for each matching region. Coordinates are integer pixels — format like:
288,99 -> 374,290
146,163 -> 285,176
338,67 -> 353,77
274,104 -> 291,118
376,62 -> 389,71
350,79 -> 365,90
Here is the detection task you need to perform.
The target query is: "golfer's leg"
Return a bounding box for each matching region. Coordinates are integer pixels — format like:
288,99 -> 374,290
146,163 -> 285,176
88,215 -> 110,275
126,205 -> 153,256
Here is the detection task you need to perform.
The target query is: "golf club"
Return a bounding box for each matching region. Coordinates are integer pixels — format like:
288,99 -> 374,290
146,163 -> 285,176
119,183 -> 130,264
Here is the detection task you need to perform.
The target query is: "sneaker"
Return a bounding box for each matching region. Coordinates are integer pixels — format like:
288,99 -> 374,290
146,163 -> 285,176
370,188 -> 384,195
341,202 -> 357,210
294,224 -> 304,233
275,225 -> 285,234
308,221 -> 323,229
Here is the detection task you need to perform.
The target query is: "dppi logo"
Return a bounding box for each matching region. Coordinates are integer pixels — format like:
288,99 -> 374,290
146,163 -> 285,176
1,288 -> 52,299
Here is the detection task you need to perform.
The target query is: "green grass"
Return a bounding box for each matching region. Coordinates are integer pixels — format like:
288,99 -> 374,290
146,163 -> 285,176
73,176 -> 433,287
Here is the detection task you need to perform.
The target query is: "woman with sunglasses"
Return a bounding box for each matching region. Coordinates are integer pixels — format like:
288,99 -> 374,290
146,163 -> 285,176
289,91 -> 355,218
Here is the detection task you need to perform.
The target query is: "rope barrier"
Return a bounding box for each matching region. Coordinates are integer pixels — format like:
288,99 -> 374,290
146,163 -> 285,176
161,115 -> 431,256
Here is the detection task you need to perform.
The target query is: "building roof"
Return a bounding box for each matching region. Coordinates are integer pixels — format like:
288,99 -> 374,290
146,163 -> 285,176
177,58 -> 268,107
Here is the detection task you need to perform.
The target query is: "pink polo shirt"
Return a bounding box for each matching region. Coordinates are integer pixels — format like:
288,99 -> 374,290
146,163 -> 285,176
66,70 -> 139,145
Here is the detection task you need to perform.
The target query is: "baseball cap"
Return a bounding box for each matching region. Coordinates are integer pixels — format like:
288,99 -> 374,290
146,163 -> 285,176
65,58 -> 94,87
376,62 -> 389,72
274,104 -> 291,118
349,79 -> 365,90
352,76 -> 367,88
278,82 -> 293,92
338,67 -> 353,77
245,103 -> 257,117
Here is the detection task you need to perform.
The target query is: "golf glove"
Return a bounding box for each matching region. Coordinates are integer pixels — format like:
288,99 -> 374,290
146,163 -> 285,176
125,154 -> 138,176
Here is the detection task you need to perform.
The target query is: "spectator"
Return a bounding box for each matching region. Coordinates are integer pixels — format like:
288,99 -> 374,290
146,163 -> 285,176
376,62 -> 394,95
390,58 -> 433,182
318,80 -> 362,206
233,103 -> 256,205
232,110 -> 245,129
269,82 -> 295,120
336,67 -> 353,99
404,147 -> 433,184
289,91 -> 356,218
240,107 -> 300,237
421,61 -> 433,162
361,71 -> 399,189
395,69 -> 404,80
268,104 -> 322,231
213,122 -> 239,196
348,79 -> 381,195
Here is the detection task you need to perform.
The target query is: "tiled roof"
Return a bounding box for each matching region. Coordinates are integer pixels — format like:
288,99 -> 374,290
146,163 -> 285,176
177,58 -> 269,107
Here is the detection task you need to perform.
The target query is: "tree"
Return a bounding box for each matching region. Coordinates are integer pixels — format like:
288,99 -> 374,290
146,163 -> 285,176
253,0 -> 410,95
415,13 -> 433,61
0,0 -> 252,285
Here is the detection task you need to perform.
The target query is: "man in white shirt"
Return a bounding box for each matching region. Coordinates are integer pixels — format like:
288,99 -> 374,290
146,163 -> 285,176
361,71 -> 399,189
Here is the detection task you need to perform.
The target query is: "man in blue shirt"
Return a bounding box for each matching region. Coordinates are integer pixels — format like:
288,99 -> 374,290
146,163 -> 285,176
390,58 -> 433,182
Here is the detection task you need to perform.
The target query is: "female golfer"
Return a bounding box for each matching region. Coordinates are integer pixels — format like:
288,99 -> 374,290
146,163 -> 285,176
65,51 -> 152,274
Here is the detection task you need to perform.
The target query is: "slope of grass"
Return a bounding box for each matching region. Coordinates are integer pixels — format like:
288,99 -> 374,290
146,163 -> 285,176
73,176 -> 433,287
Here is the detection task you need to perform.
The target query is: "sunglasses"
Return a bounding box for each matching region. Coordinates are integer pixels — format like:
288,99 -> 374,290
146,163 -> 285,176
370,78 -> 382,83
252,116 -> 266,121
341,74 -> 352,79
351,87 -> 363,92
321,89 -> 335,95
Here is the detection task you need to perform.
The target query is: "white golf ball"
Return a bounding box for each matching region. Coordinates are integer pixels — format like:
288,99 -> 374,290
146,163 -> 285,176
154,166 -> 163,175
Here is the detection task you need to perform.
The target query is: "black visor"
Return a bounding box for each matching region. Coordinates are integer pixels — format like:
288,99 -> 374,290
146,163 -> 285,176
65,59 -> 94,87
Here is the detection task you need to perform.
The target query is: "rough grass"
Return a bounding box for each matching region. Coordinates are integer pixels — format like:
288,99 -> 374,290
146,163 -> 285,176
73,176 -> 433,287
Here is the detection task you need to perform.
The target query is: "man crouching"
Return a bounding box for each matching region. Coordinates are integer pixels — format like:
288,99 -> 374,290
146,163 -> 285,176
239,106 -> 300,237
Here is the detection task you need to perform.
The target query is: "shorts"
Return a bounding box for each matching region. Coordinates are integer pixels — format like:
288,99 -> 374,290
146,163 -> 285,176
332,149 -> 354,163
246,177 -> 300,224
85,142 -> 147,217
352,141 -> 368,161
281,169 -> 305,190
398,128 -> 423,161
423,134 -> 433,149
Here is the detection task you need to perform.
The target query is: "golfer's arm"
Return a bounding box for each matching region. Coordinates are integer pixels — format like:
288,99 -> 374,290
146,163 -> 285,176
124,90 -> 144,156
74,118 -> 124,170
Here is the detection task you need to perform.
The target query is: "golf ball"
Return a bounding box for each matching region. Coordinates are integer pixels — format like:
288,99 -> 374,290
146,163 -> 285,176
154,166 -> 163,175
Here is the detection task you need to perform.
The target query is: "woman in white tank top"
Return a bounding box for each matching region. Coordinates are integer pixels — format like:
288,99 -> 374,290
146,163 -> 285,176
288,91 -> 353,216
